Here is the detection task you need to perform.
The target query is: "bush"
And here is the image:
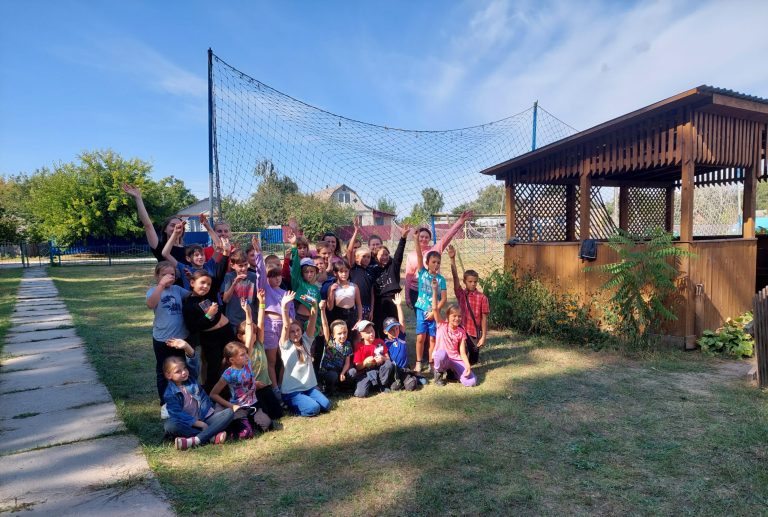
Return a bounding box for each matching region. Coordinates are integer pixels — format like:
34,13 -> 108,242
481,267 -> 607,348
697,313 -> 754,358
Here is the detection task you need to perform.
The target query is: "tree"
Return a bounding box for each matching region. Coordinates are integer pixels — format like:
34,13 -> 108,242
376,196 -> 397,215
287,194 -> 354,241
452,184 -> 504,215
407,187 -> 445,225
10,150 -> 196,245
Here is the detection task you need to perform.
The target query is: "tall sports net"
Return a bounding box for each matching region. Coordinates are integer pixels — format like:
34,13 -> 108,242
209,51 -> 577,273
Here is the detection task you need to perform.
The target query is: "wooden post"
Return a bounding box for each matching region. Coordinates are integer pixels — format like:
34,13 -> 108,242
678,109 -> 696,349
505,175 -> 516,272
743,129 -> 760,238
565,184 -> 576,241
505,176 -> 516,240
618,186 -> 629,231
664,186 -> 675,233
579,172 -> 591,240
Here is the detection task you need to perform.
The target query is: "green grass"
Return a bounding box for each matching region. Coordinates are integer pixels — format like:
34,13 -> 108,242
0,267 -> 24,354
49,265 -> 768,516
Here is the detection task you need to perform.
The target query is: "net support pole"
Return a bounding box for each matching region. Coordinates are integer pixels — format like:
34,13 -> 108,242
207,48 -> 215,223
531,101 -> 538,151
430,215 -> 437,245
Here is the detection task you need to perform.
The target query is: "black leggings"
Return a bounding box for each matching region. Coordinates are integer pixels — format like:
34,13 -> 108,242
199,325 -> 235,394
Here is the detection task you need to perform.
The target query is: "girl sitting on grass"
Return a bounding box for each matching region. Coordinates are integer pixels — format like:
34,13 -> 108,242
279,291 -> 331,416
209,295 -> 273,439
162,338 -> 233,450
430,278 -> 477,387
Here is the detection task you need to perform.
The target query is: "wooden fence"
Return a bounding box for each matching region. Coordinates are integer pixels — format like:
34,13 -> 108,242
753,286 -> 768,388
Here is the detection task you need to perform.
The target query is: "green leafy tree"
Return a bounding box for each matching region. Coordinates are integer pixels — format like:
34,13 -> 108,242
288,194 -> 354,241
407,187 -> 445,225
376,196 -> 397,215
14,150 -> 196,245
452,184 -> 504,215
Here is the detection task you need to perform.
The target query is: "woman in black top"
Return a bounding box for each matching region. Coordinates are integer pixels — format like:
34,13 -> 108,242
122,183 -> 188,265
372,226 -> 410,337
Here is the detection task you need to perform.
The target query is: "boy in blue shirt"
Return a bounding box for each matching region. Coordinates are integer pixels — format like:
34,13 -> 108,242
412,230 -> 447,373
383,293 -> 422,391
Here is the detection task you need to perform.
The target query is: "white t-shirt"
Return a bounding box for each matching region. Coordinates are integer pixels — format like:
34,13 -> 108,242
280,334 -> 318,395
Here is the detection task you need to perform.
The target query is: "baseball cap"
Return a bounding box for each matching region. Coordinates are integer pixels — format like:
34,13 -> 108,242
354,320 -> 374,332
299,258 -> 317,269
383,317 -> 400,333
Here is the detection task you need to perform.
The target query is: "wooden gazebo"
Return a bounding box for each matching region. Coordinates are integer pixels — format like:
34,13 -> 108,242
482,86 -> 768,346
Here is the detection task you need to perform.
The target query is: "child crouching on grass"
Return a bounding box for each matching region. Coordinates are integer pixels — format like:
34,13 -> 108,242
162,338 -> 233,450
382,293 -> 422,391
279,292 -> 332,416
347,320 -> 395,397
430,279 -> 477,387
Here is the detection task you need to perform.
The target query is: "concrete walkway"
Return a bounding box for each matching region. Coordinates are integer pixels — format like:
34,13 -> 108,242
0,268 -> 173,516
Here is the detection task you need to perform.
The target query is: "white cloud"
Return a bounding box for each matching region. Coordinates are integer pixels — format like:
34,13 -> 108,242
409,0 -> 768,130
51,36 -> 206,99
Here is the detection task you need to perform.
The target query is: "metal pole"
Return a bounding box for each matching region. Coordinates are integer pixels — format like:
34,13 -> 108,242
207,48 -> 216,224
430,215 -> 437,245
531,101 -> 538,151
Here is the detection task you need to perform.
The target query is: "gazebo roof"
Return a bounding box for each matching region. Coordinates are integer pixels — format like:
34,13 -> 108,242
481,86 -> 768,186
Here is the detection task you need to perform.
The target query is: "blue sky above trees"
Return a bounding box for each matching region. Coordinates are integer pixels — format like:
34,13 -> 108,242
1,0 -> 766,199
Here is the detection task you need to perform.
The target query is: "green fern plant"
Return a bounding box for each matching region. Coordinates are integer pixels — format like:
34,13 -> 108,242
585,228 -> 694,340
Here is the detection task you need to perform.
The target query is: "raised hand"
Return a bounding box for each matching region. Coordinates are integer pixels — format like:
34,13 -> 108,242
393,292 -> 402,306
121,183 -> 141,198
447,244 -> 456,260
199,213 -> 208,226
256,288 -> 266,304
281,291 -> 296,307
319,300 -> 327,311
251,234 -> 261,254
460,210 -> 474,222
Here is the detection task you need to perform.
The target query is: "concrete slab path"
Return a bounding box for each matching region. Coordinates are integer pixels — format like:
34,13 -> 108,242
0,268 -> 173,516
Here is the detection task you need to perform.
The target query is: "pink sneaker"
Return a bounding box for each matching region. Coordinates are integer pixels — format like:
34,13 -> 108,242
175,437 -> 196,450
213,431 -> 227,445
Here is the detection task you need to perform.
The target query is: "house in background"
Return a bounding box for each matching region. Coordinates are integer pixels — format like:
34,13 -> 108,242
313,184 -> 396,226
177,198 -> 210,232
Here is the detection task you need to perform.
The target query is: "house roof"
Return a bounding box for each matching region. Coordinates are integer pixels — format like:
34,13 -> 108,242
313,184 -> 348,201
177,198 -> 209,216
481,85 -> 768,180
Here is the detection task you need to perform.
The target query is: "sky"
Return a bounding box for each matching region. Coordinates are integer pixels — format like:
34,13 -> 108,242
1,0 -> 767,201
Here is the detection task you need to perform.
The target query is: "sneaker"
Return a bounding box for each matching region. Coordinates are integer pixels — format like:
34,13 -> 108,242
160,404 -> 169,420
433,369 -> 446,387
213,431 -> 227,445
414,361 -> 422,373
391,379 -> 403,391
175,436 -> 197,450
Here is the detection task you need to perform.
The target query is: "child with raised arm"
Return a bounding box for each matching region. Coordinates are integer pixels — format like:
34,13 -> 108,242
286,228 -> 321,330
345,219 -> 376,322
448,245 -> 490,355
382,293 -> 422,391
412,228 -> 447,373
251,235 -> 294,396
431,278 -> 477,387
235,294 -> 284,420
147,262 -> 190,403
209,294 -> 275,439
404,210 -> 473,308
162,338 -> 233,450
318,300 -> 353,394
161,220 -> 226,290
279,292 -> 331,416
373,225 -> 410,337
221,249 -> 258,332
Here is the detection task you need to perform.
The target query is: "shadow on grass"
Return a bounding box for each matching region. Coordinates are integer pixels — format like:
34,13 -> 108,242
47,265 -> 768,516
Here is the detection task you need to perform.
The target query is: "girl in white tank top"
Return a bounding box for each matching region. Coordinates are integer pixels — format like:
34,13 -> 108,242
327,262 -> 362,327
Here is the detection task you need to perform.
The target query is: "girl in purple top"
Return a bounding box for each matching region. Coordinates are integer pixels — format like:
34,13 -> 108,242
251,236 -> 294,395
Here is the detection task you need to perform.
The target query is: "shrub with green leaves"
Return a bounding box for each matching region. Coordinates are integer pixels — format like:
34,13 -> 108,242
585,228 -> 693,341
697,312 -> 754,358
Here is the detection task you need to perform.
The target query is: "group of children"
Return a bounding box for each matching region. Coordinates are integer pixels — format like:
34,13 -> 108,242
124,183 -> 489,450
